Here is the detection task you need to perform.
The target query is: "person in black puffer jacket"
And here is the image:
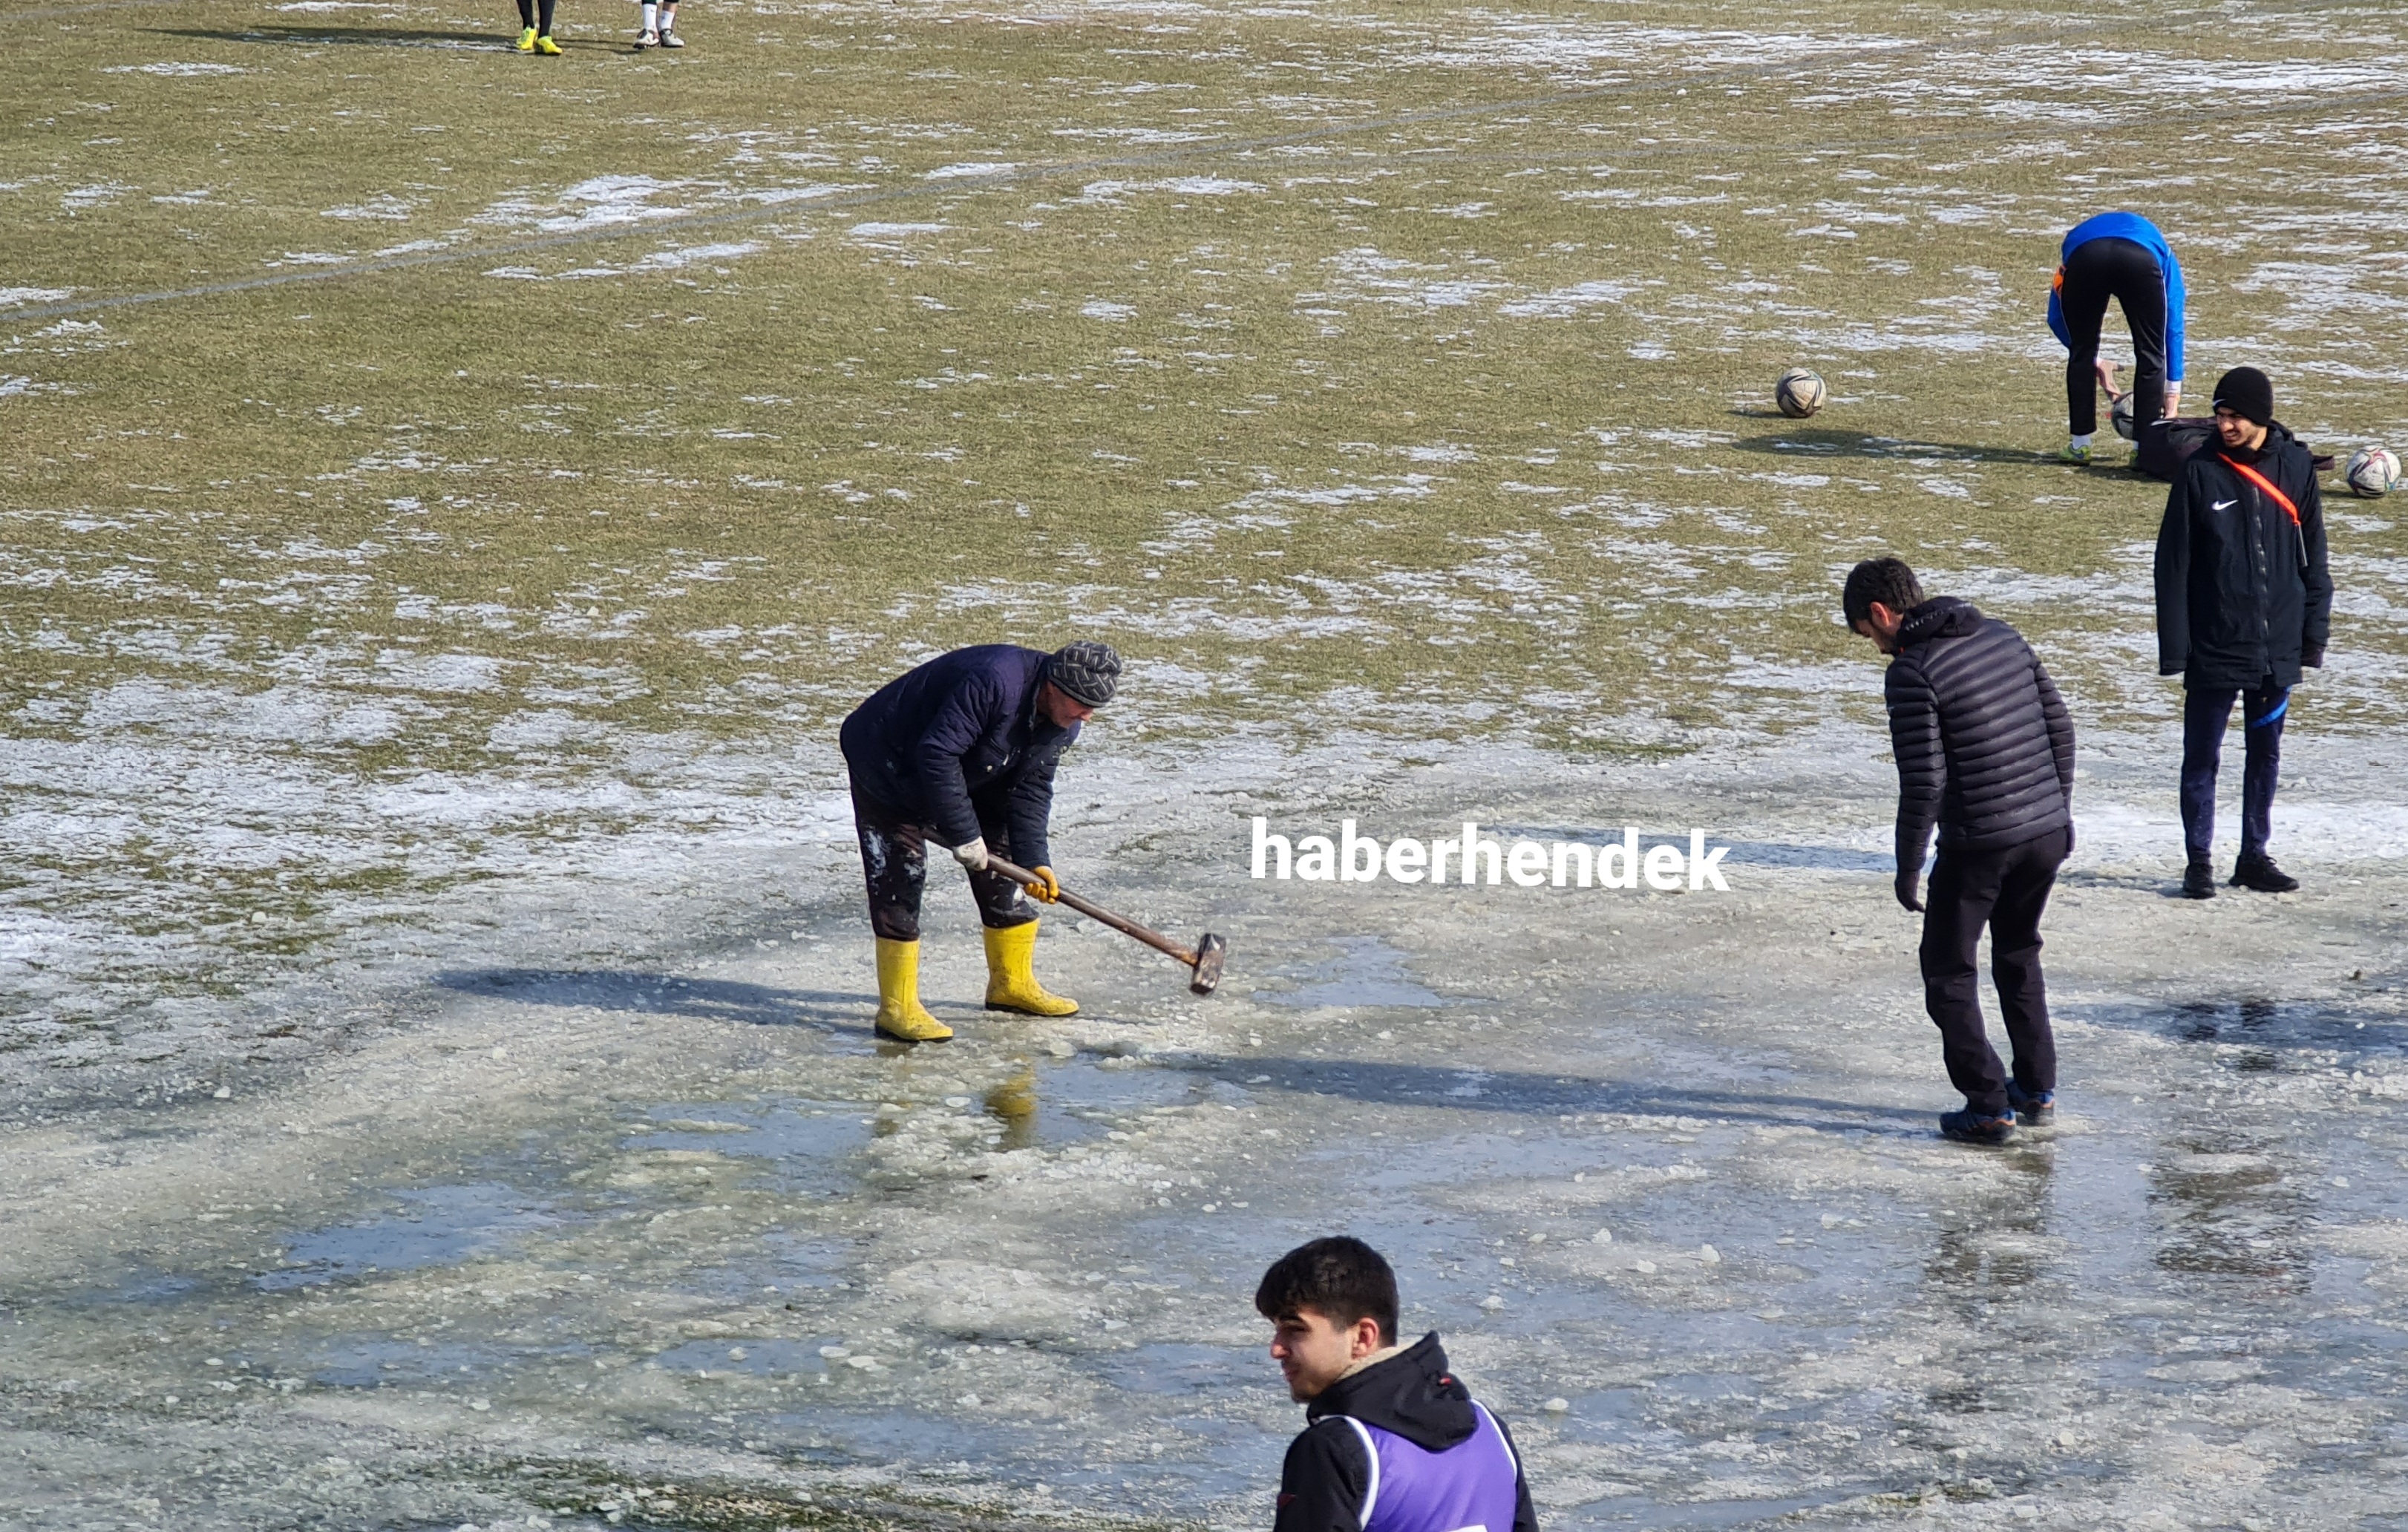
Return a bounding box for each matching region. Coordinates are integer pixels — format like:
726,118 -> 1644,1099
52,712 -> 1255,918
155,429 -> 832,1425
1845,557 -> 2076,1146
2154,366 -> 2333,899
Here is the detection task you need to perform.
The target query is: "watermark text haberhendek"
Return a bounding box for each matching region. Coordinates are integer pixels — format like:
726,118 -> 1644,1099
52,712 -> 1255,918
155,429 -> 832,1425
1249,819 -> 1732,891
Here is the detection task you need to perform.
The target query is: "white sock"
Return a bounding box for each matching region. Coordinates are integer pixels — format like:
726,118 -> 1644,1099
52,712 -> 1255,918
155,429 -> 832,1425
658,6 -> 673,28
641,2 -> 655,27
2069,433 -> 2093,450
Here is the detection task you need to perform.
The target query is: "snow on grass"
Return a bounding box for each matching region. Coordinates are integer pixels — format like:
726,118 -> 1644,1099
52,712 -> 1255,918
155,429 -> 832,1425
101,62 -> 245,76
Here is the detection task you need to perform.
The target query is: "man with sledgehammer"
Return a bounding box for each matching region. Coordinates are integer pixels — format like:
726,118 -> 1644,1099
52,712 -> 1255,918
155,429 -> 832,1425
840,640 -> 1122,1043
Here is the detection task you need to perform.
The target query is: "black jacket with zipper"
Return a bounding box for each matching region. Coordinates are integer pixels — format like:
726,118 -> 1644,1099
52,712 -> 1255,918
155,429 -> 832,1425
1275,1333 -> 1539,1532
2154,420 -> 2332,690
1883,598 -> 2075,884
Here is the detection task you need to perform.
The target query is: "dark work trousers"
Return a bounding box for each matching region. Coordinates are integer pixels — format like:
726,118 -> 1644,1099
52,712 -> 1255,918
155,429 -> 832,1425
2058,236 -> 2167,436
514,0 -> 557,32
849,782 -> 1035,943
1920,825 -> 2070,1118
2181,681 -> 2288,862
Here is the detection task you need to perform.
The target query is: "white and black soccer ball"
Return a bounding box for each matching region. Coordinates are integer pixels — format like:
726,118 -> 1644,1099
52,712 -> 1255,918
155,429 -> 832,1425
2110,390 -> 2137,441
2346,445 -> 2401,498
1775,367 -> 1827,419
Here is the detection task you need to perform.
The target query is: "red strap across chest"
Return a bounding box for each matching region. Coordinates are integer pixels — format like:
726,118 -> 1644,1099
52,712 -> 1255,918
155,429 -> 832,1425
2220,454 -> 2300,526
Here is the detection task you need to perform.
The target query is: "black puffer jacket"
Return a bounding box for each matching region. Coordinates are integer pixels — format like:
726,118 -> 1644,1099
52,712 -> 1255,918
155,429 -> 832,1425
2154,420 -> 2332,690
1884,598 -> 2075,876
1276,1333 -> 1538,1532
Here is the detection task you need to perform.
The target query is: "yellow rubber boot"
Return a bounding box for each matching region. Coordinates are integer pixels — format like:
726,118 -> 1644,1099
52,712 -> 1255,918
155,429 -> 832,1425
874,937 -> 952,1043
983,920 -> 1079,1016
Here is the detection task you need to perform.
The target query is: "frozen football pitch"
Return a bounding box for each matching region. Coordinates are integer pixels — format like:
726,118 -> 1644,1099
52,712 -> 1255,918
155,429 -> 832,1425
4,0 -> 2408,1527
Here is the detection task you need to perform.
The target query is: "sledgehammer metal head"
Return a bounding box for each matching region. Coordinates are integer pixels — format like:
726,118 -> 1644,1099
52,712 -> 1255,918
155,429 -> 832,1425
1189,933 -> 1227,996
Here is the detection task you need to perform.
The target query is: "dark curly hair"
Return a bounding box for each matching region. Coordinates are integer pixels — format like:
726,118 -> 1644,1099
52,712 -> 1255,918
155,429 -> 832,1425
1254,1237 -> 1398,1345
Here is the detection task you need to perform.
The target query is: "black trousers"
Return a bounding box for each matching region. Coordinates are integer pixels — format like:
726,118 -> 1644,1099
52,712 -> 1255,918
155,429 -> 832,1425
514,0 -> 557,33
2182,681 -> 2288,862
2059,236 -> 2167,436
1920,826 -> 2068,1118
850,783 -> 1035,943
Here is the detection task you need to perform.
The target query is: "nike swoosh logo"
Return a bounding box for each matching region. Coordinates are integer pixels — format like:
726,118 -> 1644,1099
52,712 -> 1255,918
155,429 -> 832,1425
2212,499 -> 2237,511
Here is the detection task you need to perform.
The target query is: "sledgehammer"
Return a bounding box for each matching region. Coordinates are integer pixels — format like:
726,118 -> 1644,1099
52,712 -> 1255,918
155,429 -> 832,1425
985,854 -> 1226,997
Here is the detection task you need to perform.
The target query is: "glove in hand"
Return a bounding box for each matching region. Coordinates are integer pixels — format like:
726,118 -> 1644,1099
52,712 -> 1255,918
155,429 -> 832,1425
951,837 -> 989,871
1896,870 -> 1926,913
1024,865 -> 1061,903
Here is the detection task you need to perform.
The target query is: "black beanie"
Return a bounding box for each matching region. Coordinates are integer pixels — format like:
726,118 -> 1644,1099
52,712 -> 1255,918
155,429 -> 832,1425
2213,366 -> 2274,426
1044,640 -> 1122,706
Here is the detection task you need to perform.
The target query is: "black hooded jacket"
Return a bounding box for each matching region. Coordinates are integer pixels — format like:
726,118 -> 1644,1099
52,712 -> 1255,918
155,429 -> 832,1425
2154,419 -> 2333,690
1883,598 -> 2075,880
1275,1333 -> 1539,1532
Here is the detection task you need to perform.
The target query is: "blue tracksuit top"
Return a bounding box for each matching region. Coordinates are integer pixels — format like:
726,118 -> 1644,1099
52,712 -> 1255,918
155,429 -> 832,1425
2047,212 -> 2186,382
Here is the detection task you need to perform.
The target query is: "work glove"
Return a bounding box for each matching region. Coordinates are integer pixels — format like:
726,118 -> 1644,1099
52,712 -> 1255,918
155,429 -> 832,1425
950,837 -> 989,872
1896,869 -> 1925,914
2304,646 -> 2326,669
1023,865 -> 1061,903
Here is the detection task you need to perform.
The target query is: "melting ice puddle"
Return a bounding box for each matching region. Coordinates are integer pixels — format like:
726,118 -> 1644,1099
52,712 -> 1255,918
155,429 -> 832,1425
255,1183 -> 567,1290
677,1234 -> 857,1297
306,1335 -> 515,1387
650,1335 -> 837,1377
1099,1341 -> 1255,1397
1256,937 -> 1457,1009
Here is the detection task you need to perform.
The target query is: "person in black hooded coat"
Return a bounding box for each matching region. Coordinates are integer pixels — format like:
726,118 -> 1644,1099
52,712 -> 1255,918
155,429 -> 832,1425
1256,1237 -> 1540,1532
2154,366 -> 2332,897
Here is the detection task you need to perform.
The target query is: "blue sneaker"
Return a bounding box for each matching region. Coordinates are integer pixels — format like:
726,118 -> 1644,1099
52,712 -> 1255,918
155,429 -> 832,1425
1940,1107 -> 2016,1146
2006,1081 -> 2054,1127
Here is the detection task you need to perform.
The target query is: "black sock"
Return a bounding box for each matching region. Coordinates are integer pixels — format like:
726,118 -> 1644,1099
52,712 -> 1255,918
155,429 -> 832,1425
537,0 -> 555,32
516,0 -> 534,24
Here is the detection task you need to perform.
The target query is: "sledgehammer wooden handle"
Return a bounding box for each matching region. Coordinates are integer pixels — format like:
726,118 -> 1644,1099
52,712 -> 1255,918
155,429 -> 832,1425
984,854 -> 1199,966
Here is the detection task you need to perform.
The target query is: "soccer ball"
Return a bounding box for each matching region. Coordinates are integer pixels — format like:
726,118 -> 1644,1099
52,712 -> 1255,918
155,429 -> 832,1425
2346,445 -> 2401,498
2110,391 -> 2136,441
1775,367 -> 1827,419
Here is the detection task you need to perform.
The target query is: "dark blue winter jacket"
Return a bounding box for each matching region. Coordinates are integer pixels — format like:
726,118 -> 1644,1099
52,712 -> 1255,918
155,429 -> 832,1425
840,645 -> 1076,869
2048,211 -> 2188,382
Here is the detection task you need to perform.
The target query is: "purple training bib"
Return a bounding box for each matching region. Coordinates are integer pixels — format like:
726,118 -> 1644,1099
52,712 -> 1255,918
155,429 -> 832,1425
1334,1404 -> 1521,1532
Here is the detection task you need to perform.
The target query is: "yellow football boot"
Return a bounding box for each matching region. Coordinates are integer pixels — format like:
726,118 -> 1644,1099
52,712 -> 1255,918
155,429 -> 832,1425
514,25 -> 537,49
533,33 -> 561,53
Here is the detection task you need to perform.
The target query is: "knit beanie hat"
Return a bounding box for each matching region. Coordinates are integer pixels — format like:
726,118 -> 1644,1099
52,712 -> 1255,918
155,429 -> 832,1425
2212,366 -> 2274,426
1044,640 -> 1122,706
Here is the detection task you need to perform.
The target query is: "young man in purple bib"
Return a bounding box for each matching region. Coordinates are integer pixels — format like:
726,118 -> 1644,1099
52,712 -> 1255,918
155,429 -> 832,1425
1257,1237 -> 1539,1532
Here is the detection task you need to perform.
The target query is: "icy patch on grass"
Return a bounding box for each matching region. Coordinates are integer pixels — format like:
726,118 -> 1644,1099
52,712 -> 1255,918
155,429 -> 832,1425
847,221 -> 949,240
1499,278 -> 1655,318
485,241 -> 767,282
1073,176 -> 1265,204
321,194 -> 415,222
1304,247 -> 1507,311
925,162 -> 1018,180
102,62 -> 244,76
474,173 -> 843,239
0,287 -> 75,308
1080,300 -> 1136,321
1398,21 -> 1899,76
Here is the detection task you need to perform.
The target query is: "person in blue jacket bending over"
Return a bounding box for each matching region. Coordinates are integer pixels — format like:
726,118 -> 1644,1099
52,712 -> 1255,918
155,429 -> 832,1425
2048,212 -> 2187,465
